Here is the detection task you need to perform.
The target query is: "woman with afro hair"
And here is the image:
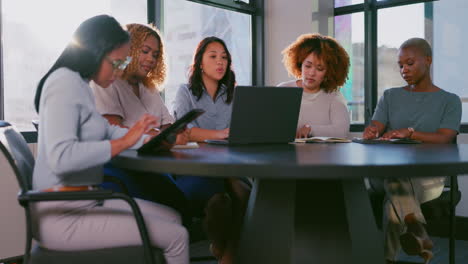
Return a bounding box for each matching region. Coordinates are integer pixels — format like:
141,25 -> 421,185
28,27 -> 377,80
278,33 -> 350,139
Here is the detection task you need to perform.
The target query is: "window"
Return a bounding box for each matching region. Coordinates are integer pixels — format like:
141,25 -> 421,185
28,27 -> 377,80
161,0 -> 253,113
433,0 -> 468,123
335,12 -> 364,124
0,0 -> 263,135
1,0 -> 146,131
377,4 -> 425,98
335,0 -> 364,8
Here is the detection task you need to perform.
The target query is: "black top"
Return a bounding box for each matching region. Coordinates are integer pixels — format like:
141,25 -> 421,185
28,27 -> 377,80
113,143 -> 468,179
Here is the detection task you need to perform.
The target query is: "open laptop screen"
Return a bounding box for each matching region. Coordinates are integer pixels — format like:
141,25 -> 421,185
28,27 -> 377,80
226,86 -> 302,144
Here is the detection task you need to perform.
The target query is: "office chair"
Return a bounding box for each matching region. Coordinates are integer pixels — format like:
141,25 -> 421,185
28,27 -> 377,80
368,138 -> 461,264
0,121 -> 165,264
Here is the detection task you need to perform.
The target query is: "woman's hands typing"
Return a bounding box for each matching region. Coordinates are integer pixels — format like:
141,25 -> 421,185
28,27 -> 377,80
111,114 -> 159,157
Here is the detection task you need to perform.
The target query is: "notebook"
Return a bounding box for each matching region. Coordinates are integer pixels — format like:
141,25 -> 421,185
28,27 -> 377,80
295,137 -> 351,143
352,137 -> 422,144
205,86 -> 303,145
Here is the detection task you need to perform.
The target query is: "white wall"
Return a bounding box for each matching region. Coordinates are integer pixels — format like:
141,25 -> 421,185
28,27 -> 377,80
264,0 -> 333,86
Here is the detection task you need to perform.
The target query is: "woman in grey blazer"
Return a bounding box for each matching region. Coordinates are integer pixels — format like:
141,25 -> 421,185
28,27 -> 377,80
32,15 -> 189,264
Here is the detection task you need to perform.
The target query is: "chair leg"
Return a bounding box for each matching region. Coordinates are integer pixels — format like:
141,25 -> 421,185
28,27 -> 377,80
449,175 -> 457,264
23,206 -> 34,264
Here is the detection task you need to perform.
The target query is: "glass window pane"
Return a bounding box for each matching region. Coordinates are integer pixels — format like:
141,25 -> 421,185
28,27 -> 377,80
2,0 -> 146,131
335,12 -> 365,124
335,0 -> 364,8
377,4 -> 425,99
433,0 -> 468,123
162,0 -> 252,112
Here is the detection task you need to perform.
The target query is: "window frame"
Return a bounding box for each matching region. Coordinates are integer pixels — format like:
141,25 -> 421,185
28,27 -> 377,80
333,0 -> 454,132
148,0 -> 264,86
0,0 -> 264,141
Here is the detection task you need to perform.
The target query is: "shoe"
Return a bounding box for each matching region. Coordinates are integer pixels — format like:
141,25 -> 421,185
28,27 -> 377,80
399,214 -> 434,264
209,243 -> 224,260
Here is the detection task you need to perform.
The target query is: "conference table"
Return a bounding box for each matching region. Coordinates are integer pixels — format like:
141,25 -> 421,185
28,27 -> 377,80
112,142 -> 468,264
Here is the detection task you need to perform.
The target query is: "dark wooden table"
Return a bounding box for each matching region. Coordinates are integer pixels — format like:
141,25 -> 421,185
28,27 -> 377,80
113,143 -> 468,264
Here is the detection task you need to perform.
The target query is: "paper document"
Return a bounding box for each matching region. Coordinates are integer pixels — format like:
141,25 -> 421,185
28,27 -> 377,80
295,137 -> 351,143
171,142 -> 200,149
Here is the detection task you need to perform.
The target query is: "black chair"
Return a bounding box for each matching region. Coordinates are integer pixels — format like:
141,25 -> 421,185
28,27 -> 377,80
368,138 -> 461,264
31,120 -> 38,131
0,121 -> 165,264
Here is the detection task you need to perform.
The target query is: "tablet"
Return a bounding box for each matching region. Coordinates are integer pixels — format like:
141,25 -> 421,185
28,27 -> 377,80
137,109 -> 205,154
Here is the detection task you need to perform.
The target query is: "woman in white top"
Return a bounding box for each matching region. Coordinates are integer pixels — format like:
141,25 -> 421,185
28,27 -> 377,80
90,23 -> 190,223
278,33 -> 350,139
33,15 -> 188,264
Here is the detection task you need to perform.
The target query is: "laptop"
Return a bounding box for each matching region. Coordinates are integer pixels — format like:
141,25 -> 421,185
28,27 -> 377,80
205,86 -> 302,145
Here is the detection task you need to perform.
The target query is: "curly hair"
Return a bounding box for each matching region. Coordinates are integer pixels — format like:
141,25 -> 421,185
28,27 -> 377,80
282,33 -> 350,93
121,23 -> 167,91
188,36 -> 236,103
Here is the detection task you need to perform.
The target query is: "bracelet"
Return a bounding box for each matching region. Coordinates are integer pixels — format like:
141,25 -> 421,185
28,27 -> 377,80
407,127 -> 415,139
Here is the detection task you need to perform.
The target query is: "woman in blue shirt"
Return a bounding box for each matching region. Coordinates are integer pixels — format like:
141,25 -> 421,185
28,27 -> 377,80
173,36 -> 250,264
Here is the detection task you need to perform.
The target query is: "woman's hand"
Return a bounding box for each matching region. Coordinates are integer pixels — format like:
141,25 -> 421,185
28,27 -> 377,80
217,128 -> 230,139
381,128 -> 411,140
146,128 -> 161,137
296,125 -> 311,138
363,125 -> 379,139
124,114 -> 159,146
111,114 -> 159,157
175,128 -> 190,145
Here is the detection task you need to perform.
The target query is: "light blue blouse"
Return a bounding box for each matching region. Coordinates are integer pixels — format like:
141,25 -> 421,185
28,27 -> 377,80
172,83 -> 232,130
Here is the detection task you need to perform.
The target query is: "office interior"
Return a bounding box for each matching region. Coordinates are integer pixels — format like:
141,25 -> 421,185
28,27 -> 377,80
1,0 -> 467,263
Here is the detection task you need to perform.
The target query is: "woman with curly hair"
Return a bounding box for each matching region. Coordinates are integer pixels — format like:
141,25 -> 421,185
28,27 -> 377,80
92,23 -> 185,138
90,23 -> 190,223
278,33 -> 350,138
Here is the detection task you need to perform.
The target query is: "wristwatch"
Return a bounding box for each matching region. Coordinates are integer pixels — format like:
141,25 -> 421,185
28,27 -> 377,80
407,127 -> 415,139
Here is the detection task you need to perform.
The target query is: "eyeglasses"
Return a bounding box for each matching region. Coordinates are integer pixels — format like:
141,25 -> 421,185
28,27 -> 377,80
105,56 -> 132,71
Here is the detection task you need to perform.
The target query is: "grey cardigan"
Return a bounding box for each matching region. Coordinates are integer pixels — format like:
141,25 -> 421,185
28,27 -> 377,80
33,68 -> 144,190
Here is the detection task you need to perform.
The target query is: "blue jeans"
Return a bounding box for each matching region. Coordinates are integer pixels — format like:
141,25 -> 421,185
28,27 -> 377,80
101,163 -> 191,225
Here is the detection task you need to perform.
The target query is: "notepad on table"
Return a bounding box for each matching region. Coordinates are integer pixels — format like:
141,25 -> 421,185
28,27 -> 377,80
352,138 -> 421,144
171,142 -> 199,149
295,137 -> 351,143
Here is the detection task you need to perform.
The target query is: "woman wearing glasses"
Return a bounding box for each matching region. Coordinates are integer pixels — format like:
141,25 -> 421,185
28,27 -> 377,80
363,38 -> 461,264
33,15 -> 189,264
91,23 -> 190,224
